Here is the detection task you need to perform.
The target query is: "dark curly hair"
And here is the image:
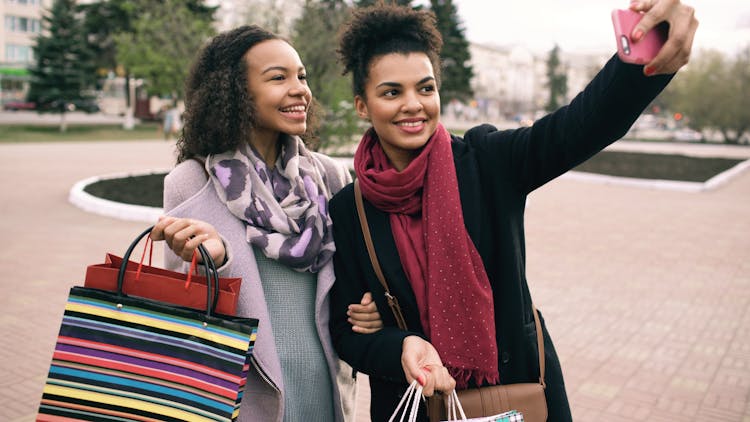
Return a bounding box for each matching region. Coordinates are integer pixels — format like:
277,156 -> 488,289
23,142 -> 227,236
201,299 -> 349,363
337,2 -> 443,99
177,25 -> 319,163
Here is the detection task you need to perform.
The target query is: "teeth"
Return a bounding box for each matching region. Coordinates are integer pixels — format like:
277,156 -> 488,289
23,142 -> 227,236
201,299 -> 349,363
396,121 -> 423,127
281,105 -> 306,112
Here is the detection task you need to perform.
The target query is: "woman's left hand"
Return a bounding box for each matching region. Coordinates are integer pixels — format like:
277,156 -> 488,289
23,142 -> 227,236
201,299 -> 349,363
348,292 -> 383,334
629,0 -> 699,75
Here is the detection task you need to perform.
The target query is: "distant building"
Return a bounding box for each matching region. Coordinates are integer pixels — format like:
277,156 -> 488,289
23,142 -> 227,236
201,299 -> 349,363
207,0 -> 304,37
0,0 -> 50,103
463,41 -> 609,123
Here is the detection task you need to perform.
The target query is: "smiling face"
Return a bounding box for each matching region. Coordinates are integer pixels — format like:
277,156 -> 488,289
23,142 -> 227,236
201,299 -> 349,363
244,39 -> 311,148
355,52 -> 440,170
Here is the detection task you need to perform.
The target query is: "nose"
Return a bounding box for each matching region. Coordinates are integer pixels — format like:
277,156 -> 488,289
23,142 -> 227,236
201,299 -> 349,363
401,92 -> 424,113
289,79 -> 310,99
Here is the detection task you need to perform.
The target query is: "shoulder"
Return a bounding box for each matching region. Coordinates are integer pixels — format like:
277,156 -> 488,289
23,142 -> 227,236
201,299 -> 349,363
450,123 -> 517,155
329,182 -> 357,228
310,151 -> 352,194
165,159 -> 208,188
164,159 -> 210,210
329,182 -> 355,213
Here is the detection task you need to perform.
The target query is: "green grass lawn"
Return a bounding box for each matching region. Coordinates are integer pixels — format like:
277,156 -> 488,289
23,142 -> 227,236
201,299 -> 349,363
84,151 -> 745,208
0,122 -> 162,143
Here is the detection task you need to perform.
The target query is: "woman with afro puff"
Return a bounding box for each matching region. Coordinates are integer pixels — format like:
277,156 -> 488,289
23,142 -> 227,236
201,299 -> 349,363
150,25 -> 383,422
328,2 -> 698,420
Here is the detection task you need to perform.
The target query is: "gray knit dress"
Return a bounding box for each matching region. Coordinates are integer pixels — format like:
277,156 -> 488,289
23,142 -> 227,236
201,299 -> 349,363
253,247 -> 334,422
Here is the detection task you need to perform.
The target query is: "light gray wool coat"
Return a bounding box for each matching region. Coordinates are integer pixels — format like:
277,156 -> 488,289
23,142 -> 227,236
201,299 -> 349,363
162,154 -> 356,422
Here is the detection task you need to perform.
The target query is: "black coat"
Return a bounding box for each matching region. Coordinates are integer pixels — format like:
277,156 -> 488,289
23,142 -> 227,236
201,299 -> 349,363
329,56 -> 673,421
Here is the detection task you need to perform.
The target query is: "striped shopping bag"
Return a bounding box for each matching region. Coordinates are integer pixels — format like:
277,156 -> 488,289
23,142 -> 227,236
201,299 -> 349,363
38,242 -> 258,422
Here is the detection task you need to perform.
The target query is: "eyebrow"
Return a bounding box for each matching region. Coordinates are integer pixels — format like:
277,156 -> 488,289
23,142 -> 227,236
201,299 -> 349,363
376,76 -> 435,89
261,65 -> 306,74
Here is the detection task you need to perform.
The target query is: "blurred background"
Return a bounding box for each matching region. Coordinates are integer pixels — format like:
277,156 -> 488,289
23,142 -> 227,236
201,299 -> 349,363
0,0 -> 748,147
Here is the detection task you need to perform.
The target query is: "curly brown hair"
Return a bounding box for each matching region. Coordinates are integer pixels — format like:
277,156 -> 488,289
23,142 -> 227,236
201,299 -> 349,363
177,25 -> 319,163
337,2 -> 443,99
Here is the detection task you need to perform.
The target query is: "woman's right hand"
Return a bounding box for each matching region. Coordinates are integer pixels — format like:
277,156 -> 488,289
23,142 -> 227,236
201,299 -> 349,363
630,0 -> 698,75
401,336 -> 455,396
151,216 -> 226,265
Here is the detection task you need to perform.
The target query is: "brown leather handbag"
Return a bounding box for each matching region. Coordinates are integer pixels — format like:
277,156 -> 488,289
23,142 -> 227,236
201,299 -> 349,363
354,179 -> 548,421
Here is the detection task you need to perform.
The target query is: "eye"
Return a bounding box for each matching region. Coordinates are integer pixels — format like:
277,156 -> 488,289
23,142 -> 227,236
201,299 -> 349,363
420,84 -> 436,93
298,73 -> 307,81
270,74 -> 285,81
383,89 -> 399,97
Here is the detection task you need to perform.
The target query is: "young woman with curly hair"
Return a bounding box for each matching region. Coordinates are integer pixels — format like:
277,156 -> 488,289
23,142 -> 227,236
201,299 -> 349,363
149,25 -> 381,422
328,2 -> 698,421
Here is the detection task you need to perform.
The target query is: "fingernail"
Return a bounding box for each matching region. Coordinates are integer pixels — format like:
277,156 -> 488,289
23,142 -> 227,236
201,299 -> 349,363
423,366 -> 432,373
417,375 -> 425,386
644,66 -> 655,76
632,30 -> 644,42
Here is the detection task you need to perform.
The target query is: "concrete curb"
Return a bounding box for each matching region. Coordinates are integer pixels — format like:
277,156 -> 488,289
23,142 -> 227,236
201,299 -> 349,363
562,158 -> 750,193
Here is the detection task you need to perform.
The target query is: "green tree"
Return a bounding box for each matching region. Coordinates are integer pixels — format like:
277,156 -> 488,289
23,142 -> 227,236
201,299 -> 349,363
28,0 -> 98,132
292,0 -> 360,151
430,0 -> 473,105
113,0 -> 215,100
664,47 -> 750,144
545,44 -> 567,112
80,0 -> 216,105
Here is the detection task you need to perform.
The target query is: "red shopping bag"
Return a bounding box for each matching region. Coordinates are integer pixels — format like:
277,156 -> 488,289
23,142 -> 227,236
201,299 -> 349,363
84,226 -> 242,316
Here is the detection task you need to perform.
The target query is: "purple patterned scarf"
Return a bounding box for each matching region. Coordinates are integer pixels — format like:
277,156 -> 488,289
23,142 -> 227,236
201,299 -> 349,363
207,135 -> 334,272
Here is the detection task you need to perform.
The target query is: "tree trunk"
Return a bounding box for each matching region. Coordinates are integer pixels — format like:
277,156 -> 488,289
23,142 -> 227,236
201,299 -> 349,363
59,112 -> 68,133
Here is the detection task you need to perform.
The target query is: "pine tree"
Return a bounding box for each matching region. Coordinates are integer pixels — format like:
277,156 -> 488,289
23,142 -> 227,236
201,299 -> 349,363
430,0 -> 473,105
545,44 -> 568,112
28,0 -> 97,131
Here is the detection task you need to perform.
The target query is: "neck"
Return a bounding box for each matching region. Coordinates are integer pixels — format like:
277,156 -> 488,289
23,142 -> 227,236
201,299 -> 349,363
381,145 -> 418,172
249,131 -> 281,168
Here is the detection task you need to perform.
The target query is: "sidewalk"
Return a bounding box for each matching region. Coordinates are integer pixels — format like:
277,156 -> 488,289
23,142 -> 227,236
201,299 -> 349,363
0,139 -> 748,421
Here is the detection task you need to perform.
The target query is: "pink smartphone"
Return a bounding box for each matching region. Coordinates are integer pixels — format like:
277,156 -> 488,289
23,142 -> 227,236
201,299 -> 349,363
611,9 -> 668,65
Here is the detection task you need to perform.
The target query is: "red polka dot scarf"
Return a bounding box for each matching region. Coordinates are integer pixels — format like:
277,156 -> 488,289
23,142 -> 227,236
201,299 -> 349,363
354,123 -> 500,388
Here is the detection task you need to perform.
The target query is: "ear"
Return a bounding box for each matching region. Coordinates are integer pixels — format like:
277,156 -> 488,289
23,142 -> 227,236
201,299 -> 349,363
354,95 -> 369,120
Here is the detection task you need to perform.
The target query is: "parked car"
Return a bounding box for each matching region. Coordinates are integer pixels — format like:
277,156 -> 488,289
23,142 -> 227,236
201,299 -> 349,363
38,99 -> 100,113
3,100 -> 36,111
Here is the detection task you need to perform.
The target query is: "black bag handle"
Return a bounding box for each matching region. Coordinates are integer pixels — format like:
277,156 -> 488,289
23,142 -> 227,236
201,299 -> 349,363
116,226 -> 220,316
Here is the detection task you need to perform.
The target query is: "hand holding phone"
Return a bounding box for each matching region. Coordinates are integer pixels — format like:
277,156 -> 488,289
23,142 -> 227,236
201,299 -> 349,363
611,9 -> 668,65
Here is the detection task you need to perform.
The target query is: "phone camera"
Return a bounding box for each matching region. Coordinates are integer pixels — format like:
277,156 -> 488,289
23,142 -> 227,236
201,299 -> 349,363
620,35 -> 631,55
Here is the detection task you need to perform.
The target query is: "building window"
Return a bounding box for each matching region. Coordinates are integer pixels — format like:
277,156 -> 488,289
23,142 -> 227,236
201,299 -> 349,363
4,16 -> 41,33
6,0 -> 41,4
5,44 -> 33,63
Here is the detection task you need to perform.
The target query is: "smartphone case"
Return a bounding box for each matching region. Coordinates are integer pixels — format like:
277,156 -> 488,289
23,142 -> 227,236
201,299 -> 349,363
611,9 -> 668,65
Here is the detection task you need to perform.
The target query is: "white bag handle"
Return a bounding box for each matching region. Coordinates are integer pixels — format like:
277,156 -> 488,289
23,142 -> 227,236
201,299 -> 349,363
444,391 -> 524,421
389,381 -> 423,422
446,389 -> 468,420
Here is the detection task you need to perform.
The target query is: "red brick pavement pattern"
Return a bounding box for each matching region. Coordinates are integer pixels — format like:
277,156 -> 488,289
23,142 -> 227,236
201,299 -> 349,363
1,140 -> 748,421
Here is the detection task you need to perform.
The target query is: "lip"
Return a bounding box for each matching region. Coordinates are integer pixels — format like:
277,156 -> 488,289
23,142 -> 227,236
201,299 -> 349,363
393,117 -> 427,134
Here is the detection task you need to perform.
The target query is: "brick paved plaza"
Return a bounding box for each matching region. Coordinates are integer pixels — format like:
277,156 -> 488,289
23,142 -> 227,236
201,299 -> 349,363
1,139 -> 748,421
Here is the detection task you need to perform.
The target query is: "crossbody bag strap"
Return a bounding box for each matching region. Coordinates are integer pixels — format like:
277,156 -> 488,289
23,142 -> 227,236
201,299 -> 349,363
353,179 -> 408,331
354,180 -> 545,387
531,302 -> 546,388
